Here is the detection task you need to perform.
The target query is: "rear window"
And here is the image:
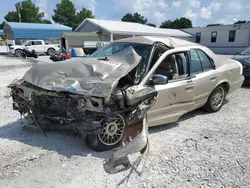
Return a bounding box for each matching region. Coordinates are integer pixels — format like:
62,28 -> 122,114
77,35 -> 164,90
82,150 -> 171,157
35,41 -> 43,45
189,49 -> 202,74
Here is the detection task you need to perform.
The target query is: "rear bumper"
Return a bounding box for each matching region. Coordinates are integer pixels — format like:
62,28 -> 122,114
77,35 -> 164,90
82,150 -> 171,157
228,75 -> 244,94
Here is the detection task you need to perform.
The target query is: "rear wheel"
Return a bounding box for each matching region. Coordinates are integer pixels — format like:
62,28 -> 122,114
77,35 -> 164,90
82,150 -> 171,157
47,48 -> 56,56
33,53 -> 38,58
86,114 -> 126,152
203,85 -> 226,112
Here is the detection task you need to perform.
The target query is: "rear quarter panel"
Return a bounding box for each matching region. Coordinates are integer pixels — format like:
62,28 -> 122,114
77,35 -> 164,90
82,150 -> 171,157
214,56 -> 244,94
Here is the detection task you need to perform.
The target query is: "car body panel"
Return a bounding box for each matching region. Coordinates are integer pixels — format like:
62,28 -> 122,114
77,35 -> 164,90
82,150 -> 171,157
139,45 -> 244,127
21,46 -> 141,100
231,48 -> 250,83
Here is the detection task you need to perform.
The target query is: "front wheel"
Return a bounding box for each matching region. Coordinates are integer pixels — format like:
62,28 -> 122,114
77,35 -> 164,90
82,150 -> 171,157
15,49 -> 23,57
21,52 -> 27,59
203,85 -> 226,113
86,114 -> 126,152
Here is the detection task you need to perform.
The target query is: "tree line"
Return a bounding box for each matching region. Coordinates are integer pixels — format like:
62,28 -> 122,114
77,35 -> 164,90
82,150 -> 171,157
2,0 -> 247,31
0,0 -> 193,30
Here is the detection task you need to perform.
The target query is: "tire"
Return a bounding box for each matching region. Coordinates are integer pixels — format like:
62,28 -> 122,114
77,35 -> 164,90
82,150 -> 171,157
34,53 -> 38,58
86,114 -> 125,152
21,52 -> 27,59
203,85 -> 226,113
15,49 -> 23,57
47,48 -> 56,56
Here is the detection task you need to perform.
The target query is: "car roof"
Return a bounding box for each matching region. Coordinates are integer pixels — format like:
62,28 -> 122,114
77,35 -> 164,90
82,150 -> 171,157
114,36 -> 201,48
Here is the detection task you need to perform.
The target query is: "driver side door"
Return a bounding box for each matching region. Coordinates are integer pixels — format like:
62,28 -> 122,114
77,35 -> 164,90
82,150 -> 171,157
140,48 -> 196,127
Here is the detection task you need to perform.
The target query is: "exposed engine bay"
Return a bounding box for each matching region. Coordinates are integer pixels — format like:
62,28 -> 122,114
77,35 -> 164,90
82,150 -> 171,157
7,46 -> 158,174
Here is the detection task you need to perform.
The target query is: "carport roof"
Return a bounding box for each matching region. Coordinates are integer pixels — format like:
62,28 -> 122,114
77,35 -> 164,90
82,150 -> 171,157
5,22 -> 72,30
4,22 -> 72,39
75,18 -> 192,37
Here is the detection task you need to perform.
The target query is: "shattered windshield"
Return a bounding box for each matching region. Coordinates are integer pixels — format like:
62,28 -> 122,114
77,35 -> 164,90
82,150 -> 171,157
90,42 -> 152,59
90,42 -> 152,84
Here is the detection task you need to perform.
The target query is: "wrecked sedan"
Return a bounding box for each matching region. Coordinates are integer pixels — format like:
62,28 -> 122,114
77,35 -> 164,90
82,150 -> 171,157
8,36 -> 244,152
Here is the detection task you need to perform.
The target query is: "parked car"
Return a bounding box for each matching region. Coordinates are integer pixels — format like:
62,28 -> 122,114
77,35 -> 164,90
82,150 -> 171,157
7,36 -> 244,152
231,47 -> 250,83
9,40 -> 59,56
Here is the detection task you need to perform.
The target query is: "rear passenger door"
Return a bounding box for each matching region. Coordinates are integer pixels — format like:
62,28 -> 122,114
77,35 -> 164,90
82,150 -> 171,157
189,49 -> 218,107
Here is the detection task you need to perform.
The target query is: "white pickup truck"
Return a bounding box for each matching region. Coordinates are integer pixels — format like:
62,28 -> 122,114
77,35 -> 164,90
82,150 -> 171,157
9,40 -> 60,56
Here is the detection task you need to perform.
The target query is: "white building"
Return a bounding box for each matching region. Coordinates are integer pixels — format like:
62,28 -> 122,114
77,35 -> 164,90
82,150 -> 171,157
183,23 -> 250,54
75,18 -> 192,42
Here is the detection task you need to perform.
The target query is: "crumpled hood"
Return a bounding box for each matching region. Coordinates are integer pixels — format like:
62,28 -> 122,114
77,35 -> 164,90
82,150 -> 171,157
23,46 -> 141,100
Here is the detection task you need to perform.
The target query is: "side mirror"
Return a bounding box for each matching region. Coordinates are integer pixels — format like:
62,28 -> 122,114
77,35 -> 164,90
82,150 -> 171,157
152,74 -> 168,85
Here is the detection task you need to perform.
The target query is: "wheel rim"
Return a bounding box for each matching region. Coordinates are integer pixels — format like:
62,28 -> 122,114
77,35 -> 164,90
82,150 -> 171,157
98,114 -> 125,146
16,50 -> 22,56
211,87 -> 225,109
48,49 -> 55,55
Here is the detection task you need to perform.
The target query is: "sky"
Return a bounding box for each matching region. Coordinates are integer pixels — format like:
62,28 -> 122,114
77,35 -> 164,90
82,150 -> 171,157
0,0 -> 250,27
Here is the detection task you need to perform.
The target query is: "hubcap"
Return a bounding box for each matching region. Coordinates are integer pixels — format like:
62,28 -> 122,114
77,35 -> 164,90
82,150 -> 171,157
211,87 -> 225,109
16,50 -> 22,56
98,114 -> 125,146
48,49 -> 55,55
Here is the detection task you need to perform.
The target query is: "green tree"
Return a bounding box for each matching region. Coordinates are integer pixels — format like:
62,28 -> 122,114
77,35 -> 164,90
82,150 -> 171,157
52,0 -> 94,30
160,20 -> 173,28
76,7 -> 94,26
147,23 -> 156,27
206,23 -> 223,27
4,0 -> 48,23
41,19 -> 52,24
160,17 -> 192,29
235,20 -> 247,24
175,17 -> 192,28
121,12 -> 147,24
0,22 -> 5,29
52,0 -> 77,29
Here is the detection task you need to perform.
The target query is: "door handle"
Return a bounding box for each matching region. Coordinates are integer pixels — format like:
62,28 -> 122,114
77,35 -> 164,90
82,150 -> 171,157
187,80 -> 192,83
210,76 -> 217,80
185,85 -> 195,90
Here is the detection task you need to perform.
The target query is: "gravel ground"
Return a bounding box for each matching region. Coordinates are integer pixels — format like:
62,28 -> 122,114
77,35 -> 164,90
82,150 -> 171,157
0,55 -> 249,188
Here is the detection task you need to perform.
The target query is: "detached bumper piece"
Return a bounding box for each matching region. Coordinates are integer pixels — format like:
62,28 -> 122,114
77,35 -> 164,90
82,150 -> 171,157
104,117 -> 149,175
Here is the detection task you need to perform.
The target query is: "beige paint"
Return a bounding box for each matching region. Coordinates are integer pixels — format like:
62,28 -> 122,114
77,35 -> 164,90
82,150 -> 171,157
139,47 -> 244,127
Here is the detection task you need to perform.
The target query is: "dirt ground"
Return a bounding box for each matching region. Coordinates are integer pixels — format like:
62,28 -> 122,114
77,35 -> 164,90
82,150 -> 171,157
0,55 -> 249,188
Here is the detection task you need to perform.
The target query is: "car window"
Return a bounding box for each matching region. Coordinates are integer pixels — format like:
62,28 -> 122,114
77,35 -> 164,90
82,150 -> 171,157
149,46 -> 167,69
175,52 -> 189,76
154,54 -> 177,81
189,49 -> 202,74
35,41 -> 43,45
90,42 -> 152,84
196,49 -> 213,71
26,41 -> 33,46
153,52 -> 189,82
